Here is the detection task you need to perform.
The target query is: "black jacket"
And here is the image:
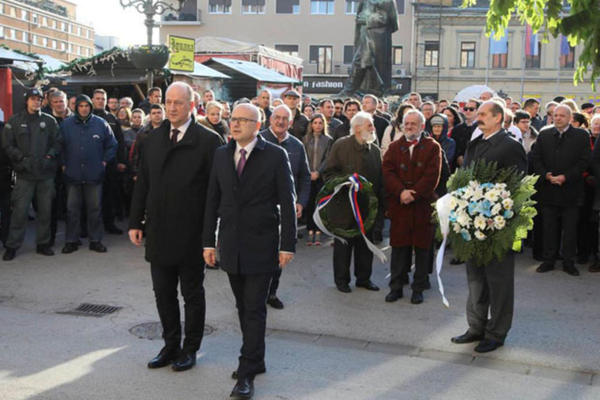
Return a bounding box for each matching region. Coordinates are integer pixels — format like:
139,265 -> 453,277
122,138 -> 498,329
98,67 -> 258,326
373,113 -> 390,144
531,125 -> 591,207
0,121 -> 12,190
93,108 -> 126,164
464,129 -> 527,174
203,134 -> 297,274
1,110 -> 61,181
129,118 -> 224,265
290,110 -> 309,139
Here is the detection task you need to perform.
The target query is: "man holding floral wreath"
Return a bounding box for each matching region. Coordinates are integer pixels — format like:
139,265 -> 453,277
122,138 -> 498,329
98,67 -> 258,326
451,100 -> 527,353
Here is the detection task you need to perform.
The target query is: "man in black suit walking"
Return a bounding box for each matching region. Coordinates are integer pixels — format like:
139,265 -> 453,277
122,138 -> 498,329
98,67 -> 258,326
451,100 -> 527,353
129,82 -> 224,372
531,104 -> 591,276
203,103 -> 296,399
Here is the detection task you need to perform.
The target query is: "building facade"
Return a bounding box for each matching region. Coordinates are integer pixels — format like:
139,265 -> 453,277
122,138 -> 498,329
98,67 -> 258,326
0,0 -> 94,62
158,0 -> 413,97
413,0 -> 594,105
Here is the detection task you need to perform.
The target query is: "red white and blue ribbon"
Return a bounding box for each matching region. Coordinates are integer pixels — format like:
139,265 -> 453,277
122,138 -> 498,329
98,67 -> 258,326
313,173 -> 387,263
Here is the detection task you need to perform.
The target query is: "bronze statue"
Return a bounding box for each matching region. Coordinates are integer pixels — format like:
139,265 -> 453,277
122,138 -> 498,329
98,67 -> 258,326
340,0 -> 399,97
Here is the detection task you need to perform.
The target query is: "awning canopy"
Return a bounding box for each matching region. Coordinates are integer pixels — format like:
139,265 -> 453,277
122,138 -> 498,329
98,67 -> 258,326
174,62 -> 230,79
0,47 -> 40,63
207,57 -> 298,83
64,73 -> 148,85
195,37 -> 303,66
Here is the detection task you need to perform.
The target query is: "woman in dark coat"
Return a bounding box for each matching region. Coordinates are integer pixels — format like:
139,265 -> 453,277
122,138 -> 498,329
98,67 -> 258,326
428,113 -> 456,168
302,113 -> 333,245
199,101 -> 230,141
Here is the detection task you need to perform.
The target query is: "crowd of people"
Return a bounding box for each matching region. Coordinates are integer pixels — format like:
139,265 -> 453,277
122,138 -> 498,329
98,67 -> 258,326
1,80 -> 600,398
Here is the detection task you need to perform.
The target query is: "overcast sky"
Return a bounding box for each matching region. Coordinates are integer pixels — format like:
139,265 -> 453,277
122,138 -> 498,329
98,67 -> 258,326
72,0 -> 160,46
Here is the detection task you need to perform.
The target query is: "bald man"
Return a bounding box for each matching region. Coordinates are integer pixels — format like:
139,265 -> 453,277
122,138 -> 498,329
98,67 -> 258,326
203,103 -> 296,399
129,82 -> 224,372
531,104 -> 591,277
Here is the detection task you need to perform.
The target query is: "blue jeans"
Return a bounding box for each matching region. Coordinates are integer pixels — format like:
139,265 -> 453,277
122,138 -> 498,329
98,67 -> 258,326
66,183 -> 103,243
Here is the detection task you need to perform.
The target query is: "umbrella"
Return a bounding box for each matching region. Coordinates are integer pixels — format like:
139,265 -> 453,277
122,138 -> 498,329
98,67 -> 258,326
454,85 -> 496,103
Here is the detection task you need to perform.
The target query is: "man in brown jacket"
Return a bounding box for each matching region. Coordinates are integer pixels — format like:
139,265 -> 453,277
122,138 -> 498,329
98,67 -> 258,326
323,111 -> 384,293
382,110 -> 442,304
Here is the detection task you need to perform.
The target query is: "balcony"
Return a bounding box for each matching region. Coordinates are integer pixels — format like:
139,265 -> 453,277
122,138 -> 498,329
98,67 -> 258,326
159,0 -> 202,26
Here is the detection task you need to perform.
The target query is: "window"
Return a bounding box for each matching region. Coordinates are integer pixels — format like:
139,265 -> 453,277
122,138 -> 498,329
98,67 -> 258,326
309,45 -> 333,74
276,0 -> 299,14
42,37 -> 47,47
242,0 -> 265,14
460,42 -> 475,68
21,9 -> 28,21
60,41 -> 65,51
42,16 -> 47,25
396,0 -> 405,15
0,26 -> 3,38
32,34 -> 37,44
68,43 -> 73,53
311,0 -> 334,15
23,32 -> 29,43
32,13 -> 37,24
0,4 -> 4,14
87,29 -> 91,39
393,46 -> 403,65
61,22 -> 67,31
77,26 -> 82,36
526,42 -> 541,68
52,39 -> 57,49
77,46 -> 81,56
343,45 -> 354,64
52,19 -> 56,29
275,44 -> 299,57
10,7 -> 16,17
424,41 -> 439,67
345,0 -> 359,14
209,0 -> 232,14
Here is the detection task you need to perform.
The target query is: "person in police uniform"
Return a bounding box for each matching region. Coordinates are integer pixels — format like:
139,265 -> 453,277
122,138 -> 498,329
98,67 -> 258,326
1,88 -> 61,260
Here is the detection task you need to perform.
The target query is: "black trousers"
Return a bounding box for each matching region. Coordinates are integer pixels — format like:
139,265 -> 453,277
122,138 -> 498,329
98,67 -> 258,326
102,167 -> 119,227
390,246 -> 429,292
465,253 -> 514,343
0,185 -> 11,246
228,272 -> 272,380
333,232 -> 373,287
150,261 -> 206,352
268,267 -> 282,297
542,205 -> 578,265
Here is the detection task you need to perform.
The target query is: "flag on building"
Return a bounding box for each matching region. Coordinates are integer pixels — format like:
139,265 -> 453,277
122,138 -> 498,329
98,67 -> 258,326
489,29 -> 508,54
560,35 -> 571,56
525,25 -> 539,56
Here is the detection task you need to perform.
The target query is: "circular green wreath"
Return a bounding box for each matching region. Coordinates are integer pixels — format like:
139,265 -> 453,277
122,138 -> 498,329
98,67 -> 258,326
316,174 -> 379,239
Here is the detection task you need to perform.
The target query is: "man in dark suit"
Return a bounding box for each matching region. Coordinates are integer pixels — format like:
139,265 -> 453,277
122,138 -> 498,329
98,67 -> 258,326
451,100 -> 527,353
129,82 -> 224,372
531,104 -> 591,276
361,94 -> 389,144
203,103 -> 296,400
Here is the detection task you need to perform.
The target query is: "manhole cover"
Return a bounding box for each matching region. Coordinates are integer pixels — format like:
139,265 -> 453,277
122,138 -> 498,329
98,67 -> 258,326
57,303 -> 122,317
129,322 -> 215,340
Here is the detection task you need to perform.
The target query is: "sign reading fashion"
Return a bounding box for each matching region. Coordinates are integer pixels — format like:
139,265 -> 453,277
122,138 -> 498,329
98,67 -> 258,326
168,35 -> 195,72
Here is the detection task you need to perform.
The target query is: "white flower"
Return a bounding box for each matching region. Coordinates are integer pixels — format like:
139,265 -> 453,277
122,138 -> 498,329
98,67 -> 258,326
456,199 -> 469,210
494,215 -> 506,229
449,196 -> 458,210
456,211 -> 471,228
453,223 -> 461,233
484,189 -> 500,203
472,188 -> 484,201
474,230 -> 487,240
474,215 -> 487,230
502,198 -> 514,210
491,203 -> 502,216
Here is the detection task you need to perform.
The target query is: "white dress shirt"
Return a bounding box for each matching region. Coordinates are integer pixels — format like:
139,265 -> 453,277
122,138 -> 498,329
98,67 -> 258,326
235,136 -> 258,168
170,117 -> 192,143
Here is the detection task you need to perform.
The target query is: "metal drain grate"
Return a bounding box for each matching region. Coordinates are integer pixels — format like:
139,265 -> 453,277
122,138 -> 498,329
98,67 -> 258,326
58,303 -> 123,317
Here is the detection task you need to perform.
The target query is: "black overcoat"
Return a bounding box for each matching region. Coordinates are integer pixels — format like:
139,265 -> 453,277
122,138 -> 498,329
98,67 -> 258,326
129,118 -> 224,265
202,135 -> 297,275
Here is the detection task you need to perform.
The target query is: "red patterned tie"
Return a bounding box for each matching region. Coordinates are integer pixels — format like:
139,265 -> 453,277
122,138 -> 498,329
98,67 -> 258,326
237,148 -> 247,177
407,139 -> 418,146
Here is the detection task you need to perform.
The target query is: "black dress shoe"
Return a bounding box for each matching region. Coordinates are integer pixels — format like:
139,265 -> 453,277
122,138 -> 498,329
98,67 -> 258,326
356,281 -> 380,291
424,277 -> 431,290
536,262 -> 555,273
36,245 -> 55,256
2,247 -> 16,261
172,351 -> 196,371
336,284 -> 352,293
385,290 -> 403,303
89,241 -> 107,253
451,331 -> 484,344
449,258 -> 464,265
230,377 -> 254,399
267,295 -> 284,309
62,243 -> 79,254
563,264 -> 580,276
590,261 -> 600,273
104,224 -> 123,235
231,367 -> 266,380
147,346 -> 180,369
410,291 -> 424,304
474,339 -> 503,353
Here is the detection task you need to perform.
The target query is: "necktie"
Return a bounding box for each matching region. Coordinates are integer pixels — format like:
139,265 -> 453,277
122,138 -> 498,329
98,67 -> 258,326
237,148 -> 247,177
171,129 -> 180,146
407,139 -> 418,147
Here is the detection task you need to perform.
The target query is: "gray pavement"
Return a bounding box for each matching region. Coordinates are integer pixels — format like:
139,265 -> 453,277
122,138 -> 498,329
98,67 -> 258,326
0,224 -> 599,400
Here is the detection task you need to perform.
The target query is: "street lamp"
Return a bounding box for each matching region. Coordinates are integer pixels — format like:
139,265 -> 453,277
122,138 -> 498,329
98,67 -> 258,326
119,0 -> 186,88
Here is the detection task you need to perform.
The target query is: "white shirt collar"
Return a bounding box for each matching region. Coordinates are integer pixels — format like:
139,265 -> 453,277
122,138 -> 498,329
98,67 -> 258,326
269,127 -> 289,143
170,117 -> 192,141
482,128 -> 503,141
235,136 -> 258,159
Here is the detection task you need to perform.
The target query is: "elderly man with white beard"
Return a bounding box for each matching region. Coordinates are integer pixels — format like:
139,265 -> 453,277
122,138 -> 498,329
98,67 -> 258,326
323,111 -> 384,293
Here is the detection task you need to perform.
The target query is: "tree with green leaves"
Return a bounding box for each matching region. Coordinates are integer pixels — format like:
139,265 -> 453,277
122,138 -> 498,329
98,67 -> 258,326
463,0 -> 600,88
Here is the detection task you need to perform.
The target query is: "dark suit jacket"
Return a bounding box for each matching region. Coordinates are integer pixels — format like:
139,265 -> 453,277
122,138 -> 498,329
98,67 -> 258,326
531,125 -> 591,207
129,118 -> 224,265
203,134 -> 297,275
373,113 -> 390,144
463,129 -> 527,174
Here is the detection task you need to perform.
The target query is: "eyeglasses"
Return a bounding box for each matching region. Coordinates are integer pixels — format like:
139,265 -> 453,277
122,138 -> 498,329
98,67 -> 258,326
463,107 -> 476,112
230,117 -> 258,124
